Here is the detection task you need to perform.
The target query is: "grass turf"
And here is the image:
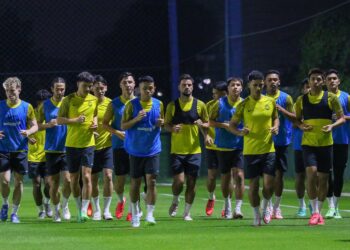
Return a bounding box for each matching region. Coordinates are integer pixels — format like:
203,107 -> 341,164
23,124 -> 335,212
0,178 -> 350,250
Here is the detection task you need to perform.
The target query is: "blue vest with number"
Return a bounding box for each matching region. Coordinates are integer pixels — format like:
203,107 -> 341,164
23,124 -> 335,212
333,91 -> 350,144
0,100 -> 29,152
124,98 -> 161,157
43,99 -> 67,152
274,91 -> 292,146
214,96 -> 243,150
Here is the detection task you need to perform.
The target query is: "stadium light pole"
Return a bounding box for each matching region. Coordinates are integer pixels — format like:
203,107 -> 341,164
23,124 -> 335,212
225,0 -> 243,78
168,0 -> 180,99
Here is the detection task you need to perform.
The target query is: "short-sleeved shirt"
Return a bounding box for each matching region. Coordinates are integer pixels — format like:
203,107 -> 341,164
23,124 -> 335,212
231,95 -> 278,155
95,97 -> 112,150
165,98 -> 209,154
58,93 -> 98,148
122,98 -> 164,122
209,97 -> 243,151
206,99 -> 218,150
28,109 -> 45,162
295,91 -> 343,146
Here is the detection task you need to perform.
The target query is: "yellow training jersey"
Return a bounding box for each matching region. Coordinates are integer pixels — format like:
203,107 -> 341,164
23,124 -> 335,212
58,93 -> 98,148
165,98 -> 209,154
95,97 -> 112,150
28,109 -> 45,162
231,95 -> 278,155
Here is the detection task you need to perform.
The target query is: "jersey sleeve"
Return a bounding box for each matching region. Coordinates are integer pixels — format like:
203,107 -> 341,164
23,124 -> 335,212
209,101 -> 219,120
164,101 -> 175,125
198,101 -> 209,122
58,97 -> 69,118
122,101 -> 133,122
286,95 -> 295,113
27,104 -> 36,121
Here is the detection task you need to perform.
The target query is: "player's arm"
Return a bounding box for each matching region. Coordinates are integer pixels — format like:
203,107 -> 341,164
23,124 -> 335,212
228,103 -> 249,136
120,102 -> 145,130
345,96 -> 350,120
102,102 -> 125,140
270,101 -> 280,135
209,101 -> 229,130
57,98 -> 85,125
276,95 -> 296,121
37,103 -> 58,131
156,102 -> 165,127
293,96 -> 312,131
164,102 -> 181,133
322,95 -> 345,132
21,104 -> 38,137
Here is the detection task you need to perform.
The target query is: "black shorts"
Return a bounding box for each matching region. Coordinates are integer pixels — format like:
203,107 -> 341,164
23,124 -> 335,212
28,162 -> 47,179
294,150 -> 305,174
206,149 -> 219,170
302,145 -> 333,173
217,150 -> 243,174
113,148 -> 130,176
46,152 -> 68,176
130,154 -> 160,179
0,152 -> 28,175
92,147 -> 114,174
274,146 -> 288,172
66,146 -> 95,173
244,153 -> 275,179
171,153 -> 201,177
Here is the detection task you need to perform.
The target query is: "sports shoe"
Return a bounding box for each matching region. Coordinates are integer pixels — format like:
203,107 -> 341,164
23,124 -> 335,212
10,213 -> 20,223
325,208 -> 336,218
92,210 -> 101,221
103,212 -> 113,221
53,212 -> 61,223
87,202 -> 93,217
296,207 -> 307,217
126,212 -> 132,221
334,209 -> 342,219
1,204 -> 9,221
263,210 -> 271,224
318,214 -> 325,225
253,212 -> 261,226
115,197 -> 126,219
309,213 -> 320,226
169,203 -> 178,217
131,215 -> 140,228
205,199 -> 215,216
183,213 -> 193,221
272,208 -> 283,219
223,208 -> 233,219
81,212 -> 89,222
233,210 -> 244,219
45,203 -> 53,218
38,211 -> 46,219
62,207 -> 71,220
146,215 -> 156,225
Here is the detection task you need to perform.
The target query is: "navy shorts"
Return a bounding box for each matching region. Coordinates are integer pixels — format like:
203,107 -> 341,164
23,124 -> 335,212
206,149 -> 219,170
171,153 -> 201,177
217,150 -> 243,174
0,152 -> 28,175
302,145 -> 333,173
113,148 -> 130,176
28,162 -> 47,179
46,152 -> 68,176
130,154 -> 160,179
274,146 -> 288,172
244,153 -> 275,179
66,146 -> 95,173
92,147 -> 114,174
294,150 -> 305,173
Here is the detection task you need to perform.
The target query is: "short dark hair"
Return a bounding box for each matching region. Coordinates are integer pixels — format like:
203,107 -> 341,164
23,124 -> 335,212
35,89 -> 52,102
308,68 -> 324,78
94,75 -> 108,85
247,70 -> 264,81
213,81 -> 227,92
51,77 -> 66,88
138,75 -> 154,84
325,69 -> 339,77
179,74 -> 194,84
118,72 -> 135,83
227,77 -> 243,86
264,69 -> 280,78
77,71 -> 95,83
